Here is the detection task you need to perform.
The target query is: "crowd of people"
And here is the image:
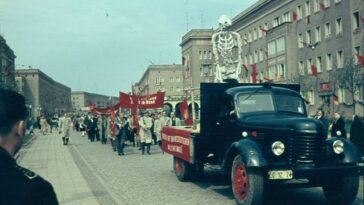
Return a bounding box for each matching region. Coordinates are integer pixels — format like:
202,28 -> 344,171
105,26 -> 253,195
68,110 -> 182,156
315,109 -> 364,155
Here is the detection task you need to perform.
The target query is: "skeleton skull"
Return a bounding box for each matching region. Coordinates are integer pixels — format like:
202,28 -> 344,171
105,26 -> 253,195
218,15 -> 232,29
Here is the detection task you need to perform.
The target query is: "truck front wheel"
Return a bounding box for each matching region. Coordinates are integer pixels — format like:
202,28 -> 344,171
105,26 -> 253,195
322,175 -> 359,205
231,155 -> 263,205
173,157 -> 193,181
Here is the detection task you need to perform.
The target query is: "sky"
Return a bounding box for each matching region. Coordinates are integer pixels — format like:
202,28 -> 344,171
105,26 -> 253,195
0,0 -> 257,96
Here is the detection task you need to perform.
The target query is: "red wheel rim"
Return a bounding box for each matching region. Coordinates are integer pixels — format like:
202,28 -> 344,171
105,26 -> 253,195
233,164 -> 249,200
175,158 -> 183,175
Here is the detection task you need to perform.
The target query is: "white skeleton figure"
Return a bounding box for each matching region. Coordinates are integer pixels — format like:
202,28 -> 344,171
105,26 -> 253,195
212,15 -> 243,82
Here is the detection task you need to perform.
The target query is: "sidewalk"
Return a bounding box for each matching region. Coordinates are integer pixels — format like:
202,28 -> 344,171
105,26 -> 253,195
18,130 -> 99,205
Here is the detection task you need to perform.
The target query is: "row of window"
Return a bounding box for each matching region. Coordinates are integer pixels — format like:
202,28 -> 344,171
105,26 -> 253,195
240,63 -> 287,83
199,50 -> 212,60
154,86 -> 181,93
298,46 -> 361,75
155,76 -> 181,85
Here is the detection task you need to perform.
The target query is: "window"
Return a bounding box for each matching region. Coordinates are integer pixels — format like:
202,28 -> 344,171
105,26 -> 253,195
298,33 -> 303,48
299,61 -> 305,75
244,55 -> 248,65
170,77 -> 174,83
337,50 -> 344,68
208,51 -> 212,59
306,30 -> 312,44
176,77 -> 180,82
335,18 -> 342,35
338,87 -> 346,103
354,46 -> 360,64
307,59 -> 312,74
315,26 -> 321,42
334,0 -> 341,3
296,5 -> 303,20
324,22 -> 331,38
254,51 -> 258,63
276,37 -> 286,53
176,87 -> 181,92
324,0 -> 330,8
268,41 -> 276,56
305,1 -> 311,16
354,84 -> 363,101
249,54 -> 253,64
259,49 -> 264,61
278,64 -> 286,79
263,23 -> 268,36
243,34 -> 248,45
258,27 -> 263,38
283,11 -> 291,22
199,51 -> 202,59
326,53 -> 333,70
273,17 -> 280,27
170,86 -> 174,92
253,28 -> 257,41
203,51 -> 207,59
248,31 -> 252,42
316,56 -> 322,73
268,66 -> 277,80
314,0 -> 320,12
352,11 -> 360,30
308,90 -> 315,105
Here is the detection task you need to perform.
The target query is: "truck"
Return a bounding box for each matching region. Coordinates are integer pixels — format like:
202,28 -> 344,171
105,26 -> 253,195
161,82 -> 364,205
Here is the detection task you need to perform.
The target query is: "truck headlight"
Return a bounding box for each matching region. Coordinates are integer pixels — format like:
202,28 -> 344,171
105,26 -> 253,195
333,140 -> 344,154
336,131 -> 342,137
242,131 -> 248,138
272,141 -> 285,156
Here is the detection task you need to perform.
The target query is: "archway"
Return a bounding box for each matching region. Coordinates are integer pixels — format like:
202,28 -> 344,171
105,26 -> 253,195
188,103 -> 200,119
175,102 -> 182,119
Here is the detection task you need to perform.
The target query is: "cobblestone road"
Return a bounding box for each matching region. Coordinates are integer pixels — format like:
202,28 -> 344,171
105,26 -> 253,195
68,131 -> 363,205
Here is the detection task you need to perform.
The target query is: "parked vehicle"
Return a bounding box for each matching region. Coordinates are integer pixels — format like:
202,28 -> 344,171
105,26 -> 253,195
162,82 -> 364,205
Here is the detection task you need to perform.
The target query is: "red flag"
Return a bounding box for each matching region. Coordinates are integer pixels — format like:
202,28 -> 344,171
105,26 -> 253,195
361,16 -> 364,24
333,94 -> 339,105
259,27 -> 268,33
292,10 -> 298,22
357,54 -> 364,68
319,3 -> 326,11
310,64 -> 318,77
179,98 -> 192,126
250,64 -> 257,83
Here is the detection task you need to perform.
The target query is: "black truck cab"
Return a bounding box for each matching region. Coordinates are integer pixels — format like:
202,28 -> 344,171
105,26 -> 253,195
163,83 -> 364,205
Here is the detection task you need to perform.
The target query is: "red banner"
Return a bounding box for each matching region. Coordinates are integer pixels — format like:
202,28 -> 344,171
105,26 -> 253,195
119,92 -> 165,109
161,127 -> 192,163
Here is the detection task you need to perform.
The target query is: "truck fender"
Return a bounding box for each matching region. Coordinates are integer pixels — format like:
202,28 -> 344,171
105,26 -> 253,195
223,139 -> 267,175
325,137 -> 362,163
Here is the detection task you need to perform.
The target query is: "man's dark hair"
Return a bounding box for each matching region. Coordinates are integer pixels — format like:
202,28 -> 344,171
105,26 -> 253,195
0,89 -> 27,136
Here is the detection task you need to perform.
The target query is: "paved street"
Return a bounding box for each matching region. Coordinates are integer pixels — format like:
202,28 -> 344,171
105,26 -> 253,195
19,130 -> 363,205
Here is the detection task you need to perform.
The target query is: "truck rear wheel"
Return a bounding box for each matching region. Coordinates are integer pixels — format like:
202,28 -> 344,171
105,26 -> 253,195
173,157 -> 193,181
231,155 -> 263,205
322,175 -> 359,205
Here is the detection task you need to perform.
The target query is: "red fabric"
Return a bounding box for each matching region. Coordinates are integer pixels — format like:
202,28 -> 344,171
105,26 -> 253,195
361,16 -> 364,24
250,64 -> 257,83
161,127 -> 192,163
119,92 -> 165,109
356,54 -> 364,68
259,27 -> 268,33
319,3 -> 326,11
292,10 -> 298,22
310,65 -> 318,77
179,98 -> 193,126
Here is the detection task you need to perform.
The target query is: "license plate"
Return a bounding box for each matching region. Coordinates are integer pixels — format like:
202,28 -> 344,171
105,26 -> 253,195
268,170 -> 293,180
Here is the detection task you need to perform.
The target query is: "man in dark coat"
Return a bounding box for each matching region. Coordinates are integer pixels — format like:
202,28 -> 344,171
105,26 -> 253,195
331,112 -> 347,138
0,89 -> 58,205
350,115 -> 364,156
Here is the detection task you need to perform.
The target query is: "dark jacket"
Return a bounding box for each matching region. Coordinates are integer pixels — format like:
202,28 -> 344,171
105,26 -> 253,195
0,147 -> 58,205
331,117 -> 347,138
350,118 -> 364,155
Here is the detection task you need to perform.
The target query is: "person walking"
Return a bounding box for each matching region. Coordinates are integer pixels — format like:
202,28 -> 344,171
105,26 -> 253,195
0,89 -> 58,204
350,115 -> 364,156
58,113 -> 72,145
154,111 -> 166,153
101,115 -> 107,144
315,109 -> 329,137
115,112 -> 128,155
40,115 -> 48,135
139,111 -> 153,155
330,112 -> 347,138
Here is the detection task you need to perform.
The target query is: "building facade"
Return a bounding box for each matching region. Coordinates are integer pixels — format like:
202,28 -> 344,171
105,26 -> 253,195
135,64 -> 187,115
71,91 -> 118,111
0,35 -> 16,90
15,68 -> 72,118
227,0 -> 364,118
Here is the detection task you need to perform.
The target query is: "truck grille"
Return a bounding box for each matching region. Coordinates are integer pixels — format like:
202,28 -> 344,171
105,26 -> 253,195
287,135 -> 325,165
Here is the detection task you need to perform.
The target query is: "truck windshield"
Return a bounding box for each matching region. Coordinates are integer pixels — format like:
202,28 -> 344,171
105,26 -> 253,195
237,93 -> 274,113
275,94 -> 305,114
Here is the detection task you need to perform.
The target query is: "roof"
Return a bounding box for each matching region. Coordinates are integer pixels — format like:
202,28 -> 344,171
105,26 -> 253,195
225,84 -> 300,96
